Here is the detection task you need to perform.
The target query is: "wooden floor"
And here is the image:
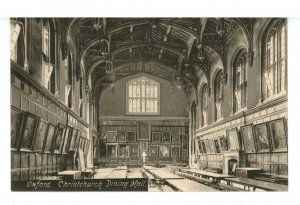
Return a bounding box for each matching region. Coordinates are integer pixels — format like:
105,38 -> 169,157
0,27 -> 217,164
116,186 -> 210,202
93,167 -> 219,192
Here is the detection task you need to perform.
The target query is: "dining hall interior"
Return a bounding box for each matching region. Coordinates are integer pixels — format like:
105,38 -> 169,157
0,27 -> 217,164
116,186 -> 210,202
10,17 -> 288,192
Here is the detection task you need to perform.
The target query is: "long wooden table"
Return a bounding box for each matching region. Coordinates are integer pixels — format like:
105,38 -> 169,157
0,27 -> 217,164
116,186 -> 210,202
224,177 -> 288,191
143,166 -> 160,171
166,179 -> 218,192
148,169 -> 184,180
57,170 -> 81,180
184,169 -> 236,182
106,170 -> 128,179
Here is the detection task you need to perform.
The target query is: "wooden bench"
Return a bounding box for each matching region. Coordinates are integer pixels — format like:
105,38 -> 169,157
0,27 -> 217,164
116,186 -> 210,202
254,173 -> 288,185
175,171 -> 214,186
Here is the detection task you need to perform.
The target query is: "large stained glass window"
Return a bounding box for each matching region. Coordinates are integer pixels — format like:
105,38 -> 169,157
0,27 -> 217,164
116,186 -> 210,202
127,76 -> 160,114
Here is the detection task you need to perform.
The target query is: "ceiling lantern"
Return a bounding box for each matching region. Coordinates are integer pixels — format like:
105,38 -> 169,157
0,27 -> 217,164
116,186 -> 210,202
93,18 -> 101,31
198,44 -> 205,62
100,39 -> 110,57
184,63 -> 192,78
216,18 -> 226,37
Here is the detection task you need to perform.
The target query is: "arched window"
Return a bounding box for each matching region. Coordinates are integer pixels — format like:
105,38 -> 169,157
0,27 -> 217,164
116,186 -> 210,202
65,50 -> 74,109
201,84 -> 208,126
42,19 -> 56,94
126,76 -> 160,114
262,20 -> 287,100
214,70 -> 224,121
233,50 -> 247,113
10,19 -> 25,67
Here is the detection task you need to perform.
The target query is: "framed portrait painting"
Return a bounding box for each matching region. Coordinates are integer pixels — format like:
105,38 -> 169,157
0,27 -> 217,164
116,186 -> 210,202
152,132 -> 161,142
130,144 -> 139,156
240,124 -> 256,153
74,131 -> 82,150
201,141 -> 207,154
117,130 -> 126,142
254,123 -> 270,152
139,142 -> 148,155
69,129 -> 78,151
32,120 -> 48,152
107,144 -> 117,158
268,118 -> 287,151
53,124 -> 64,154
162,131 -> 171,142
119,144 -> 129,157
159,145 -> 170,157
106,131 -> 117,142
227,128 -> 240,151
219,136 -> 228,152
43,123 -> 56,153
62,126 -> 72,154
127,131 -> 136,142
171,146 -> 180,157
19,112 -> 40,151
172,133 -> 181,143
214,139 -> 221,153
149,145 -> 159,156
11,107 -> 24,149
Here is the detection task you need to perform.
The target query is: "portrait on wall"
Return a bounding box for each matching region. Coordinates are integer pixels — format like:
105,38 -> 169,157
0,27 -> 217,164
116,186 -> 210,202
181,134 -> 188,142
208,140 -> 215,154
119,144 -> 129,157
182,143 -> 188,150
201,141 -> 207,154
53,124 -> 64,154
11,107 -> 24,149
69,129 -> 78,151
32,120 -> 48,152
117,130 -> 126,142
19,113 -> 40,151
182,149 -> 188,157
172,133 -> 181,143
219,136 -> 228,151
159,145 -> 170,157
171,146 -> 180,157
62,126 -> 72,154
254,123 -> 270,152
130,144 -> 139,156
107,145 -> 117,158
149,145 -> 159,156
205,140 -> 211,153
162,131 -> 171,142
227,128 -> 240,150
139,121 -> 150,140
44,123 -> 56,153
214,139 -> 221,153
74,131 -> 82,150
139,142 -> 148,154
269,118 -> 287,151
84,140 -> 90,155
127,131 -> 136,142
241,124 -> 256,153
195,139 -> 202,154
152,132 -> 161,142
106,131 -> 117,142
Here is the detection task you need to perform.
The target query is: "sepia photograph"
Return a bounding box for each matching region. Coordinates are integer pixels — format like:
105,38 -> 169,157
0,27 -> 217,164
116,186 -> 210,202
9,17 -> 289,193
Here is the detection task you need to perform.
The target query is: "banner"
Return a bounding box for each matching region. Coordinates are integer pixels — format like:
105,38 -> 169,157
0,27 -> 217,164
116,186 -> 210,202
12,178 -> 148,191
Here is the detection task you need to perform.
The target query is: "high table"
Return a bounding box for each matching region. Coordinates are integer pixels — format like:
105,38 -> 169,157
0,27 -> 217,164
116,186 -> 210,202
235,167 -> 262,178
224,177 -> 288,191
